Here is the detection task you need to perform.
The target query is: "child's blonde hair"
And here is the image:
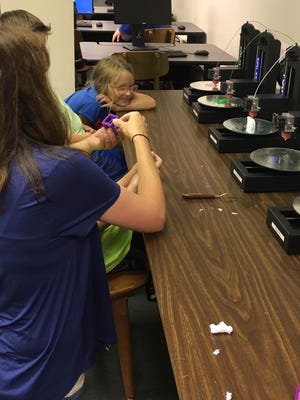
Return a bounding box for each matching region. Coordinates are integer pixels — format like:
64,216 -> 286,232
93,55 -> 134,94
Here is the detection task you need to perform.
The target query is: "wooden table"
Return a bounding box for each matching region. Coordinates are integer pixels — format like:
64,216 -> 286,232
123,90 -> 300,400
77,21 -> 207,43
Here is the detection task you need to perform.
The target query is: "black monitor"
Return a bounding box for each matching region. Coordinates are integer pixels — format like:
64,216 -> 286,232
114,0 -> 172,50
75,0 -> 94,14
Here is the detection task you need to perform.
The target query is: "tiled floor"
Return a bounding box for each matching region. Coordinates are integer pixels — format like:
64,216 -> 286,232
80,289 -> 179,400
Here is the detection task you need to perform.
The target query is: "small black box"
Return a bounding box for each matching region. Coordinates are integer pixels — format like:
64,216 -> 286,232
183,87 -> 202,105
191,102 -> 247,124
267,206 -> 300,254
230,159 -> 300,193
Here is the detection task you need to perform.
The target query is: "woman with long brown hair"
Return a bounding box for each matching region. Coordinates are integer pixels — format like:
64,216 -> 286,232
0,27 -> 165,400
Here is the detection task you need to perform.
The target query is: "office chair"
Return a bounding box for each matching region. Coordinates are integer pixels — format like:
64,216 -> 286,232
144,27 -> 175,44
108,269 -> 149,400
113,51 -> 170,90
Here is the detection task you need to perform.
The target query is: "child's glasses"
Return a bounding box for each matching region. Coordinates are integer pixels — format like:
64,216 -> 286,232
116,84 -> 138,95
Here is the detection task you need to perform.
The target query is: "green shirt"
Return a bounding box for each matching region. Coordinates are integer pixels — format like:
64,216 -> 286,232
101,225 -> 133,273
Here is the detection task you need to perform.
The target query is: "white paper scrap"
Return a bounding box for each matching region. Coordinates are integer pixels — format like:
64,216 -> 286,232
212,348 -> 220,355
226,391 -> 232,400
209,321 -> 233,334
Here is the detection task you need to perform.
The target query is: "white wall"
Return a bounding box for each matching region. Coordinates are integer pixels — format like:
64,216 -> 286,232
0,0 -> 74,98
172,0 -> 300,57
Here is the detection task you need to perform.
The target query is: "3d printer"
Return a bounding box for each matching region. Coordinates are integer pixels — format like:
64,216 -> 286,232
208,44 -> 300,152
219,30 -> 281,98
191,30 -> 281,123
183,22 -> 260,105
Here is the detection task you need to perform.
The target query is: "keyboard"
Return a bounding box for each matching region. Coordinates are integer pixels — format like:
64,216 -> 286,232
163,50 -> 187,58
76,21 -> 92,28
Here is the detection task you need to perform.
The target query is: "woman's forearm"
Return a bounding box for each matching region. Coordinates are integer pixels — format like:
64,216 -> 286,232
133,135 -> 165,209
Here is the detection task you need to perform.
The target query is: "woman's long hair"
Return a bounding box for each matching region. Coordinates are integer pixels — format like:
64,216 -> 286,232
0,27 -> 70,203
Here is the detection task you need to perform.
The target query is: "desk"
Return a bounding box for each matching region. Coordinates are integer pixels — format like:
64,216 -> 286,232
80,42 -> 235,65
77,21 -> 207,43
80,42 -> 235,85
92,6 -> 115,20
123,90 -> 300,400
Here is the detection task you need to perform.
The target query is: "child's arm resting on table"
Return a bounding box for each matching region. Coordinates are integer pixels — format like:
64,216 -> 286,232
114,92 -> 156,111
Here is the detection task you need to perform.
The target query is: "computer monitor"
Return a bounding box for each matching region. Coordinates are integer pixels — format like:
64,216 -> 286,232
75,0 -> 94,14
114,0 -> 172,50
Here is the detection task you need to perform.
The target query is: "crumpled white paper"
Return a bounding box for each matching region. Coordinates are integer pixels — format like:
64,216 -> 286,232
209,321 -> 233,334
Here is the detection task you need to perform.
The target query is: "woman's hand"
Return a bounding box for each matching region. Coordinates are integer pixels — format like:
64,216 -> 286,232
113,111 -> 148,141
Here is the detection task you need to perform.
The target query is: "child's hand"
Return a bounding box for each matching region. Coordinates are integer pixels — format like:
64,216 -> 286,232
96,93 -> 113,110
72,127 -> 123,153
127,173 -> 139,193
112,28 -> 121,42
82,124 -> 95,134
151,151 -> 163,171
91,127 -> 123,150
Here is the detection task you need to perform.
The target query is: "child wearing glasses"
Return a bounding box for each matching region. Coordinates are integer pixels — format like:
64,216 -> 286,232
65,55 -> 156,131
65,56 -> 157,281
65,55 -> 156,180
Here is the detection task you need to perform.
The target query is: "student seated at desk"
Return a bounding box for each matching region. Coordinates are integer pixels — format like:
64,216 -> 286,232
65,55 -> 156,180
112,23 -> 168,42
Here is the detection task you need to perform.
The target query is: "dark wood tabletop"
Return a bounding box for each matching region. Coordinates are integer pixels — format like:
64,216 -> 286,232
123,90 -> 300,400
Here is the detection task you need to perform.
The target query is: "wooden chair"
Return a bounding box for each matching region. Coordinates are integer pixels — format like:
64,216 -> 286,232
113,51 -> 170,90
108,269 -> 149,400
144,27 -> 175,44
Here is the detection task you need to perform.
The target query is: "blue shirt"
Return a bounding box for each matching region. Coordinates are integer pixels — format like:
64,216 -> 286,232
0,148 -> 119,399
65,85 -> 108,129
65,86 -> 128,180
119,24 -> 167,36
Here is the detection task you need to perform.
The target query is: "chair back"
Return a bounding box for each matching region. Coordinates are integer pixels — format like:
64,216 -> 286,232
144,27 -> 175,44
113,51 -> 169,90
